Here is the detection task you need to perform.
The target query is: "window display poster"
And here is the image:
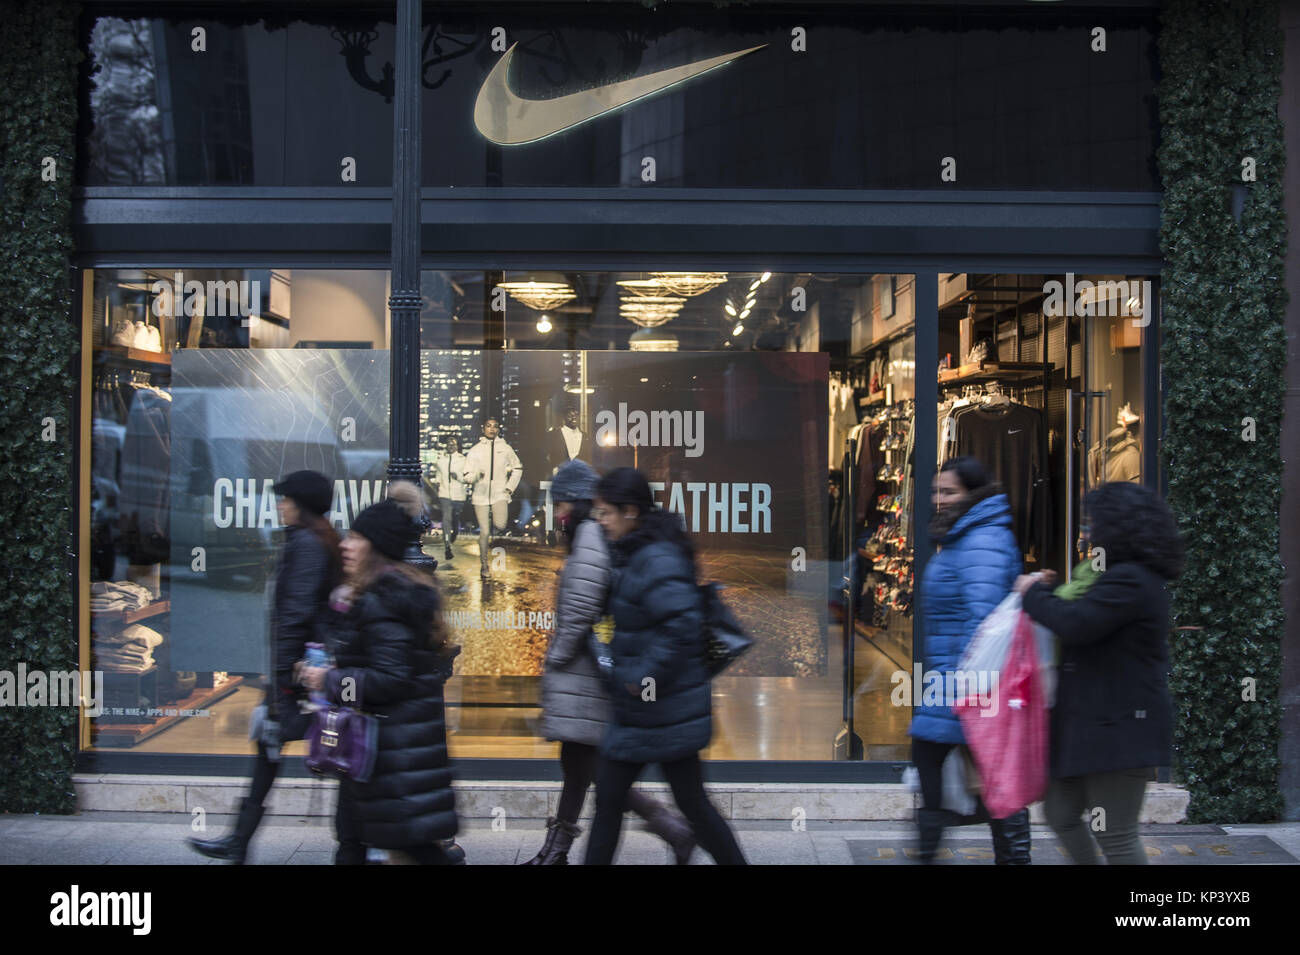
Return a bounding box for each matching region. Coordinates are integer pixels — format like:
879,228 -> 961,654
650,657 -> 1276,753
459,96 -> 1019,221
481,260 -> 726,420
169,349 -> 389,673
170,349 -> 828,678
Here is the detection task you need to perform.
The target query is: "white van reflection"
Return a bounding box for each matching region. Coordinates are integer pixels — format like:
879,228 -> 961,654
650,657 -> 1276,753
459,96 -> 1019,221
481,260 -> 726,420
170,386 -> 383,590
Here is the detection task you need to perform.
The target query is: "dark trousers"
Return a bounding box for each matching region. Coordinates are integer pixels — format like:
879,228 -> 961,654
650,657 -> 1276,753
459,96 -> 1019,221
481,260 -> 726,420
912,738 -> 1031,862
1043,768 -> 1150,865
555,740 -> 666,826
557,741 -> 598,822
584,753 -> 746,865
247,742 -> 282,806
334,780 -> 367,865
913,738 -> 972,814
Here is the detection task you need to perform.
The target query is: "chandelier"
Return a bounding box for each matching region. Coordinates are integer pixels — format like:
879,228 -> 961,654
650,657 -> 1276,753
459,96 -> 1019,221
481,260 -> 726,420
619,295 -> 686,328
649,272 -> 728,297
616,278 -> 670,298
497,280 -> 576,311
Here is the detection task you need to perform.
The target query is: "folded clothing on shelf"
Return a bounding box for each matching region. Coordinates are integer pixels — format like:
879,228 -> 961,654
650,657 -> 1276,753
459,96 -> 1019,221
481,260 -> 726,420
94,648 -> 155,672
93,623 -> 164,672
96,623 -> 165,649
89,580 -> 156,613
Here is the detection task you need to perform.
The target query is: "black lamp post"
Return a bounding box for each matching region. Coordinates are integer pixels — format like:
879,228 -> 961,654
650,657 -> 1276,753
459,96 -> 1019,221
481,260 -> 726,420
388,0 -> 434,570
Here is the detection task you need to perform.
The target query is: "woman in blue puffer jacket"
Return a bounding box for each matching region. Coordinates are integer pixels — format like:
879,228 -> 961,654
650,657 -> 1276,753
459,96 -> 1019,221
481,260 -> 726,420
910,456 -> 1027,863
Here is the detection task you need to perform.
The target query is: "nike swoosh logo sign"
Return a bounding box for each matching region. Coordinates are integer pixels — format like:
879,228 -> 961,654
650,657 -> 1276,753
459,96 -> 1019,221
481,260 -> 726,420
475,42 -> 766,145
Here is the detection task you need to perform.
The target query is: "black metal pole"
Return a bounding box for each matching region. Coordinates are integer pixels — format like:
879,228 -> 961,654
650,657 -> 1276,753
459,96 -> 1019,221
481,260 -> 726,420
388,0 -> 432,569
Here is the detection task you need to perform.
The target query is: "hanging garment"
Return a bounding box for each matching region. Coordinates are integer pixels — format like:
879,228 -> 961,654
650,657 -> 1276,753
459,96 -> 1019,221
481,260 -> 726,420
952,401 -> 1044,557
829,378 -> 858,470
1106,426 -> 1141,483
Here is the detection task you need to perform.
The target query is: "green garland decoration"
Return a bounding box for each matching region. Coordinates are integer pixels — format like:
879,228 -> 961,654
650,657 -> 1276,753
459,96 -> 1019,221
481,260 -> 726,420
0,0 -> 81,812
1158,0 -> 1287,822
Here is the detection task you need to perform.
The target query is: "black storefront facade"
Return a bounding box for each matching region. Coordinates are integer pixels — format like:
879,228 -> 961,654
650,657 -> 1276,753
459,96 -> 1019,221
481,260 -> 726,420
58,0 -> 1292,817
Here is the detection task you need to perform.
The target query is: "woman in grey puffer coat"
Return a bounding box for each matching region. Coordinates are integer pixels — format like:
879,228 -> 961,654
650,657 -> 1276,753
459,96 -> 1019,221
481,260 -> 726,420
522,460 -> 695,865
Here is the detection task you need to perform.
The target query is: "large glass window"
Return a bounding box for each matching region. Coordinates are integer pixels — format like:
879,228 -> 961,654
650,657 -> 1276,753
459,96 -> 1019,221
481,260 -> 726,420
80,267 -> 916,762
82,6 -> 1158,189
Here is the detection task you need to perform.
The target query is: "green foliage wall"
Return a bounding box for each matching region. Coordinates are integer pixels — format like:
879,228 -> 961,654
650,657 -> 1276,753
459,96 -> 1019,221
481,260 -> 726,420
0,0 -> 81,812
1158,0 -> 1287,822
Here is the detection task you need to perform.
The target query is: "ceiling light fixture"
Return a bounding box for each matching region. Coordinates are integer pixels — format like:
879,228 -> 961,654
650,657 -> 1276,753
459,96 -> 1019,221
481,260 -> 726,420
732,323 -> 744,336
620,294 -> 687,328
649,272 -> 728,297
617,278 -> 669,297
536,314 -> 552,333
498,280 -> 576,311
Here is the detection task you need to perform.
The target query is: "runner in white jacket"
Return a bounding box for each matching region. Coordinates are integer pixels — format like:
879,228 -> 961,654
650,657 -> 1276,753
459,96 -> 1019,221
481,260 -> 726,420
429,434 -> 469,562
463,417 -> 522,578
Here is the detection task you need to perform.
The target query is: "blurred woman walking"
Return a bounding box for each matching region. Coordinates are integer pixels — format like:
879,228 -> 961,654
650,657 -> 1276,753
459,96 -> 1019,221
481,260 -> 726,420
582,468 -> 746,865
523,460 -> 694,864
1016,481 -> 1184,865
910,456 -> 1029,864
301,482 -> 462,865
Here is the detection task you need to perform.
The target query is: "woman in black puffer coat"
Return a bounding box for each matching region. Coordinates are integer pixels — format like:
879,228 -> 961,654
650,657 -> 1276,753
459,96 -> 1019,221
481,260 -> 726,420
1015,481 -> 1184,865
582,468 -> 746,865
303,482 -> 462,865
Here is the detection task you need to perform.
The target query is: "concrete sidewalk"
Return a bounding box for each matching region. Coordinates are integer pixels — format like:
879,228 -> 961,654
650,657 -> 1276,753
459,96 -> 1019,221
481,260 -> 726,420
2,812 -> 1297,865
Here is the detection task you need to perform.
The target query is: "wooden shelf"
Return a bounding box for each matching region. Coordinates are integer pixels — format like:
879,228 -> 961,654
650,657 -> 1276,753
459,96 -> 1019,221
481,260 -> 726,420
95,345 -> 171,367
92,599 -> 170,630
857,389 -> 889,407
90,676 -> 244,748
938,360 -> 1048,384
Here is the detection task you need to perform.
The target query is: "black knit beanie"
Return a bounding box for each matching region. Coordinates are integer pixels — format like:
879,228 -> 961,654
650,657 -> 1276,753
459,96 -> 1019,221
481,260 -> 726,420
272,470 -> 333,516
351,499 -> 417,559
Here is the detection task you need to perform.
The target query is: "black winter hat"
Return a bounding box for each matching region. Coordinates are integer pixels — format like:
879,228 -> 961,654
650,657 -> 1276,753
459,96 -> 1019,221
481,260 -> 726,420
551,459 -> 598,503
351,499 -> 418,559
273,470 -> 333,516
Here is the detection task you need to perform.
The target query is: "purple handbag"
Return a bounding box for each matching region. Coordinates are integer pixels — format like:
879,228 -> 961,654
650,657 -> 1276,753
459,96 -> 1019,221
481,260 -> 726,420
305,706 -> 378,783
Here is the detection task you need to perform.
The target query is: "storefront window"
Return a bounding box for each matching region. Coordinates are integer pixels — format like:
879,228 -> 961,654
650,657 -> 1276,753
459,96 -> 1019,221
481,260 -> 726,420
81,267 -> 915,762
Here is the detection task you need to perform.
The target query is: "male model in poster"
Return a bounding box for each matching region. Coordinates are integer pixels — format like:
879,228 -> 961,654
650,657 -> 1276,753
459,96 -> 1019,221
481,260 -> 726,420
547,405 -> 591,474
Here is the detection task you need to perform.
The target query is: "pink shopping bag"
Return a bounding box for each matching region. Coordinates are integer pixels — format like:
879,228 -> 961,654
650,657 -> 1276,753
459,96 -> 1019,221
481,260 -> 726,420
956,609 -> 1048,819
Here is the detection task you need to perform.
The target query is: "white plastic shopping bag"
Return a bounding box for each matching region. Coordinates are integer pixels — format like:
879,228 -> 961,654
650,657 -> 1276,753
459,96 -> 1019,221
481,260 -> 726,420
960,592 -> 1057,708
940,747 -> 977,816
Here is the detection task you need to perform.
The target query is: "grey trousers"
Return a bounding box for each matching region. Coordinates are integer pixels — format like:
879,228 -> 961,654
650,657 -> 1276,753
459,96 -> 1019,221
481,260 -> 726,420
1044,767 -> 1151,864
475,501 -> 508,568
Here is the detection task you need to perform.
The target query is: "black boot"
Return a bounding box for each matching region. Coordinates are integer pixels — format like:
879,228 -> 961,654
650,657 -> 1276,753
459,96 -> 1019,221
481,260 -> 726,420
989,809 -> 1032,865
189,798 -> 264,864
627,791 -> 696,865
435,839 -> 467,865
444,543 -> 453,562
915,808 -> 948,865
520,817 -> 581,865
